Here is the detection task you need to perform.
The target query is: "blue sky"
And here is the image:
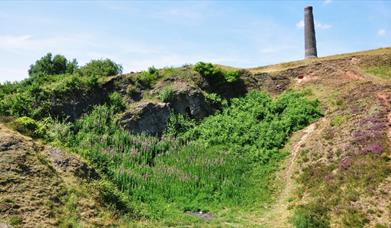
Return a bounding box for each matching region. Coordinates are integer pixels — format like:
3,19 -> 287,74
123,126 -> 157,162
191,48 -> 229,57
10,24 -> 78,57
0,0 -> 390,82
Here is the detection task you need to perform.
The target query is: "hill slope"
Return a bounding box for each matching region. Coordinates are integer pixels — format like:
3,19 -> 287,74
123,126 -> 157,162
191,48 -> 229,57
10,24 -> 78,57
0,48 -> 391,227
256,48 -> 391,227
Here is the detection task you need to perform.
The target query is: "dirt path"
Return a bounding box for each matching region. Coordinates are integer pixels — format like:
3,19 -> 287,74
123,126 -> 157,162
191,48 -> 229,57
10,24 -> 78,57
259,121 -> 319,228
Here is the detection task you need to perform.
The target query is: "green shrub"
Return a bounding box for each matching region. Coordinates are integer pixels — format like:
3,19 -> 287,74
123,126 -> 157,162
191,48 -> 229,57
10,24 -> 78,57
224,70 -> 240,83
14,116 -> 45,138
135,69 -> 159,88
193,62 -> 240,84
42,117 -> 73,144
203,92 -> 226,106
78,59 -> 122,77
165,113 -> 196,137
109,92 -> 125,112
159,87 -> 174,102
148,66 -> 158,75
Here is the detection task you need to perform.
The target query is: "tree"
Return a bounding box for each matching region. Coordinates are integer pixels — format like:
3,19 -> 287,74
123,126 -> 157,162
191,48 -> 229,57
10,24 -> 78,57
78,59 -> 122,77
28,53 -> 78,77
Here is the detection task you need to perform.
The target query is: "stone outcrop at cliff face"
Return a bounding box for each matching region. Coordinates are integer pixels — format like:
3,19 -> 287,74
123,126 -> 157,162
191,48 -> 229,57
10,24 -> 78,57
169,86 -> 215,120
120,102 -> 170,136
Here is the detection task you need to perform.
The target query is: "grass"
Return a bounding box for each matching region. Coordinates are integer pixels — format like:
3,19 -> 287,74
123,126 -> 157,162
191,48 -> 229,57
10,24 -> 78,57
365,65 -> 391,80
250,47 -> 391,74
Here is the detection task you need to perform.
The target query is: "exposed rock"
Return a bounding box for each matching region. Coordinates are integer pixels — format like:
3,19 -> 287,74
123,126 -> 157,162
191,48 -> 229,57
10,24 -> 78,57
58,87 -> 108,121
120,101 -> 170,136
169,86 -> 215,120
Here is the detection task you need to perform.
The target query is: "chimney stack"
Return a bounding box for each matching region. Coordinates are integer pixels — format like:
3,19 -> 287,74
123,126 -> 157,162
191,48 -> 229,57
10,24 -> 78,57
304,6 -> 317,59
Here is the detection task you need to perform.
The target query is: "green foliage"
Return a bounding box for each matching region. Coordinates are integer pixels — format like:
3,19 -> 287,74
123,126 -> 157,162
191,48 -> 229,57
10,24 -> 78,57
184,91 -> 321,163
160,67 -> 178,78
159,87 -> 174,102
148,66 -> 158,75
28,53 -> 78,77
14,116 -> 45,138
0,54 -> 122,120
193,62 -> 240,84
134,68 -> 159,88
165,113 -> 196,137
42,118 -> 73,144
109,92 -> 125,112
203,92 -> 226,107
78,59 -> 122,77
45,91 -> 320,222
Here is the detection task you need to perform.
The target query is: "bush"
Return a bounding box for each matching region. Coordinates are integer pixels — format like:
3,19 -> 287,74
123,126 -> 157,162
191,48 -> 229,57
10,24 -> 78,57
165,113 -> 196,137
158,87 -> 174,102
193,62 -> 240,84
109,92 -> 125,112
203,92 -> 226,107
78,59 -> 122,77
14,116 -> 45,138
42,117 -> 73,144
135,68 -> 159,88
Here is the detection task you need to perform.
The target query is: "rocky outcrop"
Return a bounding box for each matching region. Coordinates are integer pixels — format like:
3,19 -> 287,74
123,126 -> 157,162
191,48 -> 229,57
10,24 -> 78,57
120,101 -> 170,136
169,87 -> 215,120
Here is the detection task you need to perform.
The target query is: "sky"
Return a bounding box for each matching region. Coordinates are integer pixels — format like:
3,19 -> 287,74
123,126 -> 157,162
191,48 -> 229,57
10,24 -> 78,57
0,0 -> 390,83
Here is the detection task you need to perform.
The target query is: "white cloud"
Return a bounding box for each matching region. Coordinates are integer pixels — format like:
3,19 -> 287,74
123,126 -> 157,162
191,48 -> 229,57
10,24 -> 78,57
377,29 -> 386,36
323,0 -> 332,5
296,20 -> 332,30
296,20 -> 304,29
316,22 -> 332,30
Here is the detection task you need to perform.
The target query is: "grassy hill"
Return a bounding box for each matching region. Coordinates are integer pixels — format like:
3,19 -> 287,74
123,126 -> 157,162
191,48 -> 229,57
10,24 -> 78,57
0,48 -> 390,227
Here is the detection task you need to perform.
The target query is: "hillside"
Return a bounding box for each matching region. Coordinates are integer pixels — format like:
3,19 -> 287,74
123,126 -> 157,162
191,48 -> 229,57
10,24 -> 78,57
0,48 -> 390,227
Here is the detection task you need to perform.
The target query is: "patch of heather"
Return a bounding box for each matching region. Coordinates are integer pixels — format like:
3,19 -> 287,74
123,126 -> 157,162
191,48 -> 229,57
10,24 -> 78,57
339,156 -> 353,170
363,143 -> 384,154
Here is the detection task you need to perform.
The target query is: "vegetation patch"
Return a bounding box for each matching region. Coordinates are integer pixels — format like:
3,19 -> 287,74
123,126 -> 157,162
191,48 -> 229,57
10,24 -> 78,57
39,90 -> 321,224
193,62 -> 240,84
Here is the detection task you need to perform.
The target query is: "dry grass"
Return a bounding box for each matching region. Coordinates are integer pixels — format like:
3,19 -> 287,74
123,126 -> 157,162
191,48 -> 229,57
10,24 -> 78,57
0,124 -> 122,227
248,47 -> 391,74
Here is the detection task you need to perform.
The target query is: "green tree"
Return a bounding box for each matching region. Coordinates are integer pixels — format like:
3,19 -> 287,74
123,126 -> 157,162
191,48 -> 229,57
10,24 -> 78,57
78,59 -> 122,77
28,53 -> 78,77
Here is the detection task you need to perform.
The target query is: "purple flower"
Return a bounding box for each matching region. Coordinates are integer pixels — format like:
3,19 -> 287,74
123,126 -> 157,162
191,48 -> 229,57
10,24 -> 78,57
363,143 -> 384,154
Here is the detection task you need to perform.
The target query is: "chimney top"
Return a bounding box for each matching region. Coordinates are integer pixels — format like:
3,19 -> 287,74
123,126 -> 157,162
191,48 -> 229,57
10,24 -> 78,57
304,6 -> 313,11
